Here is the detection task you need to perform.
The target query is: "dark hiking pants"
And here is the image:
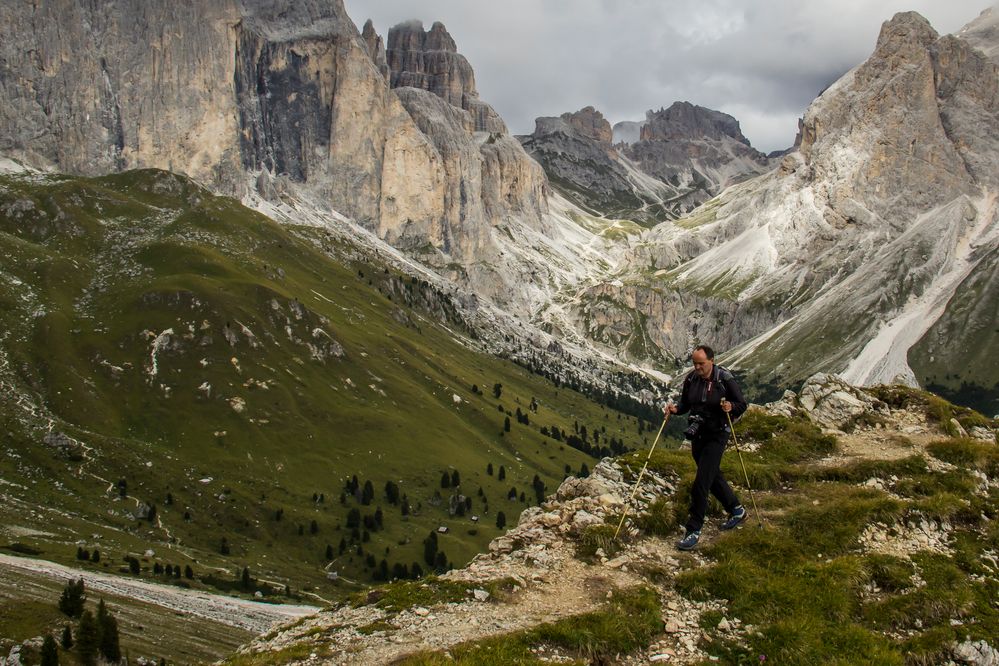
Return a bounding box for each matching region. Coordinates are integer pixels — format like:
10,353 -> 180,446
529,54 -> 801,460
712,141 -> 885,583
685,429 -> 740,533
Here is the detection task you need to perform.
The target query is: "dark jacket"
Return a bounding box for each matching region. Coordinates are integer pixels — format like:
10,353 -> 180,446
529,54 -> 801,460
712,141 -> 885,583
676,365 -> 747,432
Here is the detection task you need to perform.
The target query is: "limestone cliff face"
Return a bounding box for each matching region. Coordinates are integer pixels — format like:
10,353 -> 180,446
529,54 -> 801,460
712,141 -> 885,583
364,19 -> 549,272
523,102 -> 776,224
0,0 -> 244,190
518,115 -> 643,218
623,102 -> 772,196
561,107 -> 613,145
386,20 -> 506,133
361,19 -> 390,80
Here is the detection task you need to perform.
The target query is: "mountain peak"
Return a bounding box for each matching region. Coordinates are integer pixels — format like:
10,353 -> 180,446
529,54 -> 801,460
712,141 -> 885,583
957,6 -> 999,65
559,106 -> 613,144
874,11 -> 939,54
641,101 -> 752,146
387,19 -> 476,109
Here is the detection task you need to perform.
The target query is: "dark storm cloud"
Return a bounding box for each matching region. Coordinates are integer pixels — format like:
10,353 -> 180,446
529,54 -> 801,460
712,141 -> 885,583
343,0 -> 994,153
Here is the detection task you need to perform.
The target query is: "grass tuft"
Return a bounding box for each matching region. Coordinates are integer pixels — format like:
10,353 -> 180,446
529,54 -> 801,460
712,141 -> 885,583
576,524 -> 623,560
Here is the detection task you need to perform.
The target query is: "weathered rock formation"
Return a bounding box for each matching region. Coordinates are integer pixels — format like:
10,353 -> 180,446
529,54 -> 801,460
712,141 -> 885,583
561,106 -> 613,145
361,19 -> 390,80
519,112 -> 648,219
523,102 -> 776,224
386,20 -> 506,133
622,102 -> 772,199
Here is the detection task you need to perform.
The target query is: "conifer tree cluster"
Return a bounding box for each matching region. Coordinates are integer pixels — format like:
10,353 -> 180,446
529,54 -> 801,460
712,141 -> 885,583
56,580 -> 121,665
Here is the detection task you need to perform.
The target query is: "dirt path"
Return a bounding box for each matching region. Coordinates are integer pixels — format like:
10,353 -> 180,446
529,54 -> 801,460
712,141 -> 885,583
0,553 -> 319,634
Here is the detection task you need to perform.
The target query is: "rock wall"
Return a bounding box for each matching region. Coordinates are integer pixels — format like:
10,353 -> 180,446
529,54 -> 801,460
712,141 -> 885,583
624,102 -> 771,194
561,107 -> 613,145
0,0 -> 245,191
385,20 -> 506,133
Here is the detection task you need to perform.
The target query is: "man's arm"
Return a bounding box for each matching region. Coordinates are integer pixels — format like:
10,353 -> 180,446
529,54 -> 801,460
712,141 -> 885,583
723,375 -> 747,420
668,376 -> 692,415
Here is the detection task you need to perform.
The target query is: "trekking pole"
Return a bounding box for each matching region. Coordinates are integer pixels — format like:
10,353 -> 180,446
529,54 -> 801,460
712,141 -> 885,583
725,409 -> 763,528
613,407 -> 671,541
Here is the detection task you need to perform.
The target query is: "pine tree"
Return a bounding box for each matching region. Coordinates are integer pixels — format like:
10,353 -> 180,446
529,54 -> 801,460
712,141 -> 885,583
434,551 -> 448,572
76,609 -> 99,666
346,507 -> 361,528
440,471 -> 450,488
450,470 -> 460,487
220,537 -> 230,555
241,567 -> 252,590
362,480 -> 375,505
496,511 -> 507,529
325,544 -> 334,560
61,624 -> 73,649
423,531 -> 438,566
128,557 -> 140,574
498,465 -> 506,481
374,507 -> 383,528
58,578 -> 86,617
90,549 -> 100,563
97,599 -> 122,663
185,565 -> 194,579
487,462 -> 493,476
492,383 -> 502,398
310,519 -> 319,535
504,416 -> 511,432
40,634 -> 59,666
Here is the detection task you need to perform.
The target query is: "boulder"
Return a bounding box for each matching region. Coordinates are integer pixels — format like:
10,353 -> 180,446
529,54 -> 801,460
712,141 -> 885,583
796,374 -> 887,430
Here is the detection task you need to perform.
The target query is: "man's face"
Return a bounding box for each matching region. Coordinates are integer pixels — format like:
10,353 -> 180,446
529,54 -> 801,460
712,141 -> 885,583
692,349 -> 713,379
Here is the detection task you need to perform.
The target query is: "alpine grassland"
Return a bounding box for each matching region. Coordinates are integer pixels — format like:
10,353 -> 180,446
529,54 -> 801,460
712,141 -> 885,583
0,169 -> 657,659
637,408 -> 999,665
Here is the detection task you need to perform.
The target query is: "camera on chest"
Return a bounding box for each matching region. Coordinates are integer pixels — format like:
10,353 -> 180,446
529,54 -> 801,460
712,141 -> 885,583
683,413 -> 706,440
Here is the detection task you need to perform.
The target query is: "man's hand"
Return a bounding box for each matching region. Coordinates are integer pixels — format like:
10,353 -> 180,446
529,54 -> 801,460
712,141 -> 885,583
665,402 -> 678,415
720,398 -> 732,413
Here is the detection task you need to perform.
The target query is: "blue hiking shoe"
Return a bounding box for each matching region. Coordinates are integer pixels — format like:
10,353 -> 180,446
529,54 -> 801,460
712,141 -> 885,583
720,505 -> 747,531
677,531 -> 700,551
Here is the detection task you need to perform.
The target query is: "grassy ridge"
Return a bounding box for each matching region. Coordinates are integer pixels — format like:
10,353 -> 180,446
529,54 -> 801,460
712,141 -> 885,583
0,169 -> 651,614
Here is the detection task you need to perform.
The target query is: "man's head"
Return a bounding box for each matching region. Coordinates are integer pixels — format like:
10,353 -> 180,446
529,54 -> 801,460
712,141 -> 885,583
692,345 -> 714,379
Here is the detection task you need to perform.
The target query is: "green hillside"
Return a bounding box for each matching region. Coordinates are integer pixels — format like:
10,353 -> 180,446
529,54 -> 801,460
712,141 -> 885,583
0,168 -> 656,611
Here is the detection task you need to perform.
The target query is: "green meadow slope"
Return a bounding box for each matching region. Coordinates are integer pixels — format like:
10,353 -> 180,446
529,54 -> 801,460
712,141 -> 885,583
0,169 -> 658,609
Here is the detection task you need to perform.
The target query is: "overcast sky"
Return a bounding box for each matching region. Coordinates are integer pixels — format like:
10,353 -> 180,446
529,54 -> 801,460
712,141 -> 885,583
343,1 -> 994,153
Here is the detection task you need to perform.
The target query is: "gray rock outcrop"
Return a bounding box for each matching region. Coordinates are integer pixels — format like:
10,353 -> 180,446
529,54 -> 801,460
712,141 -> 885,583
386,20 -> 506,133
561,106 -> 613,145
954,639 -> 999,666
766,374 -> 890,431
623,102 -> 772,200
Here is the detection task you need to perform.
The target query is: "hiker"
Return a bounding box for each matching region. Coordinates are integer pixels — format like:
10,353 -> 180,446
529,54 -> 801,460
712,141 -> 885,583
666,345 -> 748,550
